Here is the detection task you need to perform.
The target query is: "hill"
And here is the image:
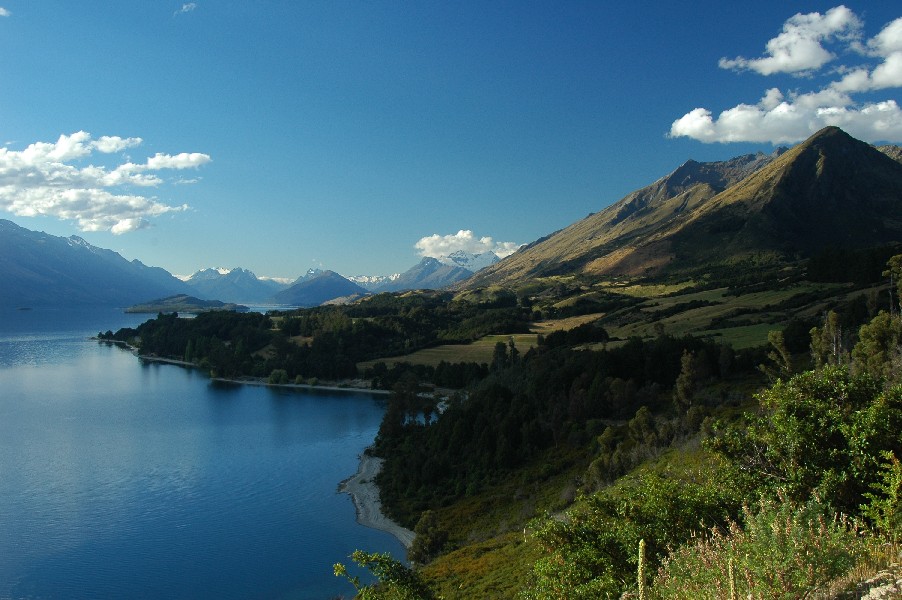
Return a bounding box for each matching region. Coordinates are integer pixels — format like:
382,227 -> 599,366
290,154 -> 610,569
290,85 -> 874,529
468,127 -> 902,287
125,294 -> 248,313
0,219 -> 189,307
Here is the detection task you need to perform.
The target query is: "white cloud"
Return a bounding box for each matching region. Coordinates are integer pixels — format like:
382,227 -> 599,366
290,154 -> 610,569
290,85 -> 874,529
671,7 -> 902,144
146,152 -> 211,170
0,8 -> 10,17
867,17 -> 902,56
174,3 -> 197,16
415,229 -> 521,259
0,132 -> 209,234
93,135 -> 143,153
719,6 -> 861,76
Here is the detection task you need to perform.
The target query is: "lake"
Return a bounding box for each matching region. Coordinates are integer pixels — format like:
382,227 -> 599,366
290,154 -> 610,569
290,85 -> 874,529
0,308 -> 405,599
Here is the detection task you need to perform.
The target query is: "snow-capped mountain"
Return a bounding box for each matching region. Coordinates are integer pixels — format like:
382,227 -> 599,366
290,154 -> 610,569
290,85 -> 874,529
271,270 -> 368,307
290,268 -> 324,285
360,251 -> 502,293
376,257 -> 473,292
184,267 -> 288,303
437,250 -> 500,272
347,273 -> 401,291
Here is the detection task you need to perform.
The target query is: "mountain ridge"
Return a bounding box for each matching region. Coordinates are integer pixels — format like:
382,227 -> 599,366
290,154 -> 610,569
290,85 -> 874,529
467,127 -> 902,286
0,219 -> 190,307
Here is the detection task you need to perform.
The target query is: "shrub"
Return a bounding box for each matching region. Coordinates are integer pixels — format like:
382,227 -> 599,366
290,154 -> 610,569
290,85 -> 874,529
268,369 -> 288,384
652,495 -> 863,599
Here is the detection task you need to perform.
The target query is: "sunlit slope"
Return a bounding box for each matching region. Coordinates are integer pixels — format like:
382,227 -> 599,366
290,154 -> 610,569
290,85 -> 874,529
468,127 -> 902,286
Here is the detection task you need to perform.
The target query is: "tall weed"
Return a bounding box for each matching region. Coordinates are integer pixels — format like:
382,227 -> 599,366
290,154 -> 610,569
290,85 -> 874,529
652,495 -> 863,599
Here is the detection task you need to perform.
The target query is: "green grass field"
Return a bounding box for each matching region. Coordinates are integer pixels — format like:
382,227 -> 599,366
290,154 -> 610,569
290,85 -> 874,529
357,334 -> 540,370
357,281 -> 875,370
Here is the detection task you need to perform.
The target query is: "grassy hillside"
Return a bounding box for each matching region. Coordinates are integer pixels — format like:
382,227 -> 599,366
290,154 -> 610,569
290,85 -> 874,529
338,251 -> 902,598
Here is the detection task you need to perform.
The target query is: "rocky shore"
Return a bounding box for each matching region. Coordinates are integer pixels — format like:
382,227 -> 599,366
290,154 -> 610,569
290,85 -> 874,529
339,451 -> 415,549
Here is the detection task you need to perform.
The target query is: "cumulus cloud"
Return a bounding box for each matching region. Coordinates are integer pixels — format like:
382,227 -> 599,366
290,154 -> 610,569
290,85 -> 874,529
671,7 -> 902,144
719,6 -> 861,76
415,230 -> 521,259
0,8 -> 10,17
0,132 -> 210,234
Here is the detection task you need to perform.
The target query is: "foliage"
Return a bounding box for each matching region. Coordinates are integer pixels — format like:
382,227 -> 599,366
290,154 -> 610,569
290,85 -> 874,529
521,459 -> 741,599
861,451 -> 902,544
807,244 -> 901,284
758,329 -> 792,381
672,349 -> 698,410
708,366 -> 902,515
851,311 -> 902,382
333,551 -> 436,600
408,510 -> 450,565
107,311 -> 275,377
652,495 -> 864,599
268,368 -> 289,384
809,310 -> 846,368
422,533 -> 539,599
374,333 -> 734,526
105,291 -> 534,383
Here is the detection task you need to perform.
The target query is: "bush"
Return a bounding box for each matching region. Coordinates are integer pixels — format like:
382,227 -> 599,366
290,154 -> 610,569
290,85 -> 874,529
334,550 -> 436,600
268,369 -> 289,384
652,495 -> 864,599
522,461 -> 741,599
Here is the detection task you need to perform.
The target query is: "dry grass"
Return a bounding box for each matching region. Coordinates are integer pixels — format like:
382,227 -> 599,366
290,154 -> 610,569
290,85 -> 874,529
530,313 -> 606,334
357,334 -> 540,370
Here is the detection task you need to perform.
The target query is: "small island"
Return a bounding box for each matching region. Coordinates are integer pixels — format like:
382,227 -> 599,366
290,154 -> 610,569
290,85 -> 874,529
124,294 -> 249,314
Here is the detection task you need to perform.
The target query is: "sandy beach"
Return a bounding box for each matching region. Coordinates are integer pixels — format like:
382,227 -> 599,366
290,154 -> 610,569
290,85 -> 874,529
339,451 -> 415,549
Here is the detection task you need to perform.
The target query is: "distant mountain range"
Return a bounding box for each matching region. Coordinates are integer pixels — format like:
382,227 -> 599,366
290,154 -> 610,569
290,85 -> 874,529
347,273 -> 401,291
467,127 -> 902,287
0,224 -> 501,308
0,219 -> 189,307
182,252 -> 501,302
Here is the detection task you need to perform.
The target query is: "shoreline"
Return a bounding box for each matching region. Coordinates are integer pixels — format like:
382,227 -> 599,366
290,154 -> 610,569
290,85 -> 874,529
338,451 -> 415,549
96,343 -> 390,396
208,375 -> 391,396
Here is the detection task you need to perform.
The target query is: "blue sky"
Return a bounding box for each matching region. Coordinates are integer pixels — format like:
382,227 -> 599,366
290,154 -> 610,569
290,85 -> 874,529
1,2 -> 901,280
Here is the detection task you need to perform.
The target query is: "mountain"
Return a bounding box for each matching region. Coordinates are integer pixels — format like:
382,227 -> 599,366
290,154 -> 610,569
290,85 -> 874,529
438,250 -> 500,272
467,127 -> 902,287
369,251 -> 500,292
270,270 -> 368,307
289,268 -> 324,285
348,273 -> 401,291
878,144 -> 902,165
376,257 -> 475,292
184,267 -> 287,303
0,219 -> 190,307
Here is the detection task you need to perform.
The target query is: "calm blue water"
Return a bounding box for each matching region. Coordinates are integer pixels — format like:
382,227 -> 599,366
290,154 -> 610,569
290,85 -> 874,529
0,308 -> 405,600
